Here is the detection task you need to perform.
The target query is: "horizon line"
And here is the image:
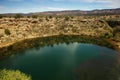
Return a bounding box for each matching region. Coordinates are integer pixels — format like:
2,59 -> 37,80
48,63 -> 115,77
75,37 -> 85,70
0,7 -> 120,14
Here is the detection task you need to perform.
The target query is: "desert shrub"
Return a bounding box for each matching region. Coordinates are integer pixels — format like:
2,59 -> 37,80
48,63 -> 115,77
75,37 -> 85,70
114,33 -> 120,41
32,15 -> 38,18
0,14 -> 3,18
27,16 -> 30,18
49,15 -> 53,19
14,14 -> 22,19
4,29 -> 11,35
101,33 -> 113,38
39,18 -> 43,22
0,34 -> 4,38
46,17 -> 49,21
0,69 -> 31,80
70,16 -> 73,19
64,16 -> 70,21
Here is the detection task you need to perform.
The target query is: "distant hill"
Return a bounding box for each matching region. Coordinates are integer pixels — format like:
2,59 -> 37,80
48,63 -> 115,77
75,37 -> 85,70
33,8 -> 120,16
1,8 -> 120,16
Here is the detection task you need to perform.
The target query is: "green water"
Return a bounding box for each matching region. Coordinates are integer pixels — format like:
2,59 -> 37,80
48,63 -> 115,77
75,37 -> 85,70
0,42 -> 119,80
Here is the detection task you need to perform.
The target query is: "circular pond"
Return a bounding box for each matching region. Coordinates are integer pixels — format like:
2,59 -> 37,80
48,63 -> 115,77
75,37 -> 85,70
0,42 -> 119,80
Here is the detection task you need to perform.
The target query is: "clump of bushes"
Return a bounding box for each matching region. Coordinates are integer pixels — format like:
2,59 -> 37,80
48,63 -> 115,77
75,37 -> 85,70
0,14 -> 3,18
4,29 -> 11,35
14,14 -> 22,19
32,15 -> 38,18
114,33 -> 120,41
64,16 -> 70,21
101,33 -> 113,38
46,17 -> 49,21
0,69 -> 31,80
49,15 -> 53,19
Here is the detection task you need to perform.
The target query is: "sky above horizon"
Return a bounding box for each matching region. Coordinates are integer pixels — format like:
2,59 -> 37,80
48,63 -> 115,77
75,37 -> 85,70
0,0 -> 120,13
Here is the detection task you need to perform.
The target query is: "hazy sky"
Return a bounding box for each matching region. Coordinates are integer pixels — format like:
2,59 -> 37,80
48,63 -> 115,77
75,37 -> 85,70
0,0 -> 120,13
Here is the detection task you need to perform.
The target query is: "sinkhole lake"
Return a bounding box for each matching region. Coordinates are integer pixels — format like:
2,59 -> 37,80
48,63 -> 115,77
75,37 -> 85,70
0,42 -> 120,80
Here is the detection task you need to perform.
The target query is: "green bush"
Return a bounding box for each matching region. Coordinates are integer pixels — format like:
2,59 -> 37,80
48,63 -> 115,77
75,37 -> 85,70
101,33 -> 113,38
4,29 -> 11,35
0,69 -> 31,80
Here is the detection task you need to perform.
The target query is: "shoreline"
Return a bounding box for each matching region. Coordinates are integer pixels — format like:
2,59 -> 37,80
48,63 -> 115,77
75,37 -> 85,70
107,39 -> 120,53
0,34 -> 120,49
0,15 -> 120,56
0,34 -> 120,53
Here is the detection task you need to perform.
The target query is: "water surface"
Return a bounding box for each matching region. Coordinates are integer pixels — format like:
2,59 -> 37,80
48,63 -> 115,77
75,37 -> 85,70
0,42 -> 119,80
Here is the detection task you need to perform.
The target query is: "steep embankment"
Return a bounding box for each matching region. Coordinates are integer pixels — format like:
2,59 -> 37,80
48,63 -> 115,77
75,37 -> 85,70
0,15 -> 120,53
106,20 -> 120,52
0,17 -> 112,47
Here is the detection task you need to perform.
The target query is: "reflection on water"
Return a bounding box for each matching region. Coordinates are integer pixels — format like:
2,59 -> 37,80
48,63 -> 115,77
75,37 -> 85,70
0,42 -> 120,80
0,35 -> 114,60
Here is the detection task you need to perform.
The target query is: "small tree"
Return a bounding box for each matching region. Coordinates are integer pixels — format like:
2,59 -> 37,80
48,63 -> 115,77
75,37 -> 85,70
4,29 -> 11,35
